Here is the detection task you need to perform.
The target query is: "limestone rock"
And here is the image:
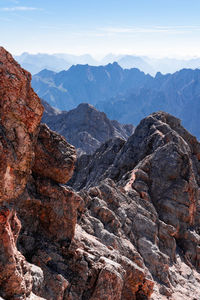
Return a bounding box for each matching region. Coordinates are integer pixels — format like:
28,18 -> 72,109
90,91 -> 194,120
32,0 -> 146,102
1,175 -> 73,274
17,175 -> 81,243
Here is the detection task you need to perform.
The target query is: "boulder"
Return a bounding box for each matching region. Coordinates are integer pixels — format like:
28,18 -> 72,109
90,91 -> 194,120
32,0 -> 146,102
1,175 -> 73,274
33,124 -> 76,183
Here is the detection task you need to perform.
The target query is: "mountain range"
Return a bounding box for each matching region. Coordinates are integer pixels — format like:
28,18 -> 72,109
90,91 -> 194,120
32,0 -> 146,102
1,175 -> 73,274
32,63 -> 150,111
15,52 -> 200,75
15,52 -> 98,74
33,63 -> 200,139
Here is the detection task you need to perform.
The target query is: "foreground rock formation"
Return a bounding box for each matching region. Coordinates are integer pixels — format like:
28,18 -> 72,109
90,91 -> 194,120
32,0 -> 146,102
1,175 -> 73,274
70,111 -> 200,299
0,47 -> 200,300
0,47 -> 44,299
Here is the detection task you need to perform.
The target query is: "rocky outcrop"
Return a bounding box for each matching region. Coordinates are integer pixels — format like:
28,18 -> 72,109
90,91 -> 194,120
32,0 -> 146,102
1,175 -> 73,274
33,124 -> 76,183
42,100 -> 135,156
0,207 -> 33,299
70,111 -> 200,299
16,175 -> 154,300
69,137 -> 126,190
0,47 -> 43,202
0,46 -> 44,299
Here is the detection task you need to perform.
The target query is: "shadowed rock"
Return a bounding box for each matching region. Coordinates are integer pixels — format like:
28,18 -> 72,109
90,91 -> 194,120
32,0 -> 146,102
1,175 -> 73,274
0,47 -> 44,299
33,124 -> 76,183
42,100 -> 134,156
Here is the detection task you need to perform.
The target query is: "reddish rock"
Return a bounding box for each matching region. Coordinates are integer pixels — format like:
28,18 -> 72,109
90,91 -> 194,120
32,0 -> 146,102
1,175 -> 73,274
33,124 -> 76,183
0,48 -> 44,299
17,176 -> 81,242
0,207 -> 33,299
0,46 -> 43,202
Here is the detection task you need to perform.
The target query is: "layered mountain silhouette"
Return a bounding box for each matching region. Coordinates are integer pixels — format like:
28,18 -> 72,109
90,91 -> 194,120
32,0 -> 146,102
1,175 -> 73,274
16,52 -> 200,75
33,64 -> 200,139
97,68 -> 200,138
32,63 -> 151,110
42,100 -> 134,155
15,52 -> 98,74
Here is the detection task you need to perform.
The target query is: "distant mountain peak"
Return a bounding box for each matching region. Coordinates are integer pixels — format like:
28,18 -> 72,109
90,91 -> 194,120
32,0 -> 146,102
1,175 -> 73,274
76,102 -> 97,110
106,61 -> 121,68
42,101 -> 134,156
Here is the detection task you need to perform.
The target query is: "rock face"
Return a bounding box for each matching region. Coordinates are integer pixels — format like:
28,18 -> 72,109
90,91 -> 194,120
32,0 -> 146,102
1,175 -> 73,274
0,47 -> 44,299
69,137 -> 126,190
0,207 -> 33,299
33,124 -> 76,183
1,47 -> 200,300
42,100 -> 134,155
70,111 -> 200,299
0,47 -> 43,202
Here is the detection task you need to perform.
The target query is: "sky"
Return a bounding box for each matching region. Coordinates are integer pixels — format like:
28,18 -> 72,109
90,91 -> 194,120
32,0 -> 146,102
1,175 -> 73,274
1,0 -> 200,58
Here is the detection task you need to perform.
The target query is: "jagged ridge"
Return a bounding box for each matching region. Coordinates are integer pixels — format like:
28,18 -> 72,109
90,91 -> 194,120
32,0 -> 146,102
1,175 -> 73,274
42,100 -> 134,155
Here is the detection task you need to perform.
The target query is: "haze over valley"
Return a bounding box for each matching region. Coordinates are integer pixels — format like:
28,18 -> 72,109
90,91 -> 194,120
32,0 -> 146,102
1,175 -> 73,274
15,52 -> 200,75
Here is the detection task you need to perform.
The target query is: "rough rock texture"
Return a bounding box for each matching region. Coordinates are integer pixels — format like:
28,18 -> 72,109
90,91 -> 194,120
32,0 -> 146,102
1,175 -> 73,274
70,111 -> 200,299
0,46 -> 44,299
0,207 -> 33,299
33,124 -> 76,183
0,47 -> 43,202
69,137 -> 126,190
16,175 -> 154,300
1,47 -> 200,300
42,100 -> 134,156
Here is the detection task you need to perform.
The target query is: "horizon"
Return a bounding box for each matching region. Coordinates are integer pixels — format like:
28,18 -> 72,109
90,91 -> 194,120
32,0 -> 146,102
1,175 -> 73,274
14,51 -> 200,61
1,0 -> 200,58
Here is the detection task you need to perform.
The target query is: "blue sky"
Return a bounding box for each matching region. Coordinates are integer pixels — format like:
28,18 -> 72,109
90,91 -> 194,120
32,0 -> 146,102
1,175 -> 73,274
1,0 -> 200,57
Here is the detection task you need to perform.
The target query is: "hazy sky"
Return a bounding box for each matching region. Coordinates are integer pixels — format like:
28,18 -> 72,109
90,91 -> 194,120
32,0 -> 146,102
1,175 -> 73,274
1,0 -> 200,57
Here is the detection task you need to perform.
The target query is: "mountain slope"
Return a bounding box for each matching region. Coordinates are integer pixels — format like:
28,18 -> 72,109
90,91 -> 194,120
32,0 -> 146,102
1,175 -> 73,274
42,100 -> 134,155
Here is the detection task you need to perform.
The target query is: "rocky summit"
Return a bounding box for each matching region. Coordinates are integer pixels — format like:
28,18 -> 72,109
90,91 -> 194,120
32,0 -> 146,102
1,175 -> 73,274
42,100 -> 134,156
0,47 -> 200,300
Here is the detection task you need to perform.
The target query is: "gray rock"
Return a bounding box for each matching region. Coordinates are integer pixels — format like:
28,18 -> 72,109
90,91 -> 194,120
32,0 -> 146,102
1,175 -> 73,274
42,101 -> 134,155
